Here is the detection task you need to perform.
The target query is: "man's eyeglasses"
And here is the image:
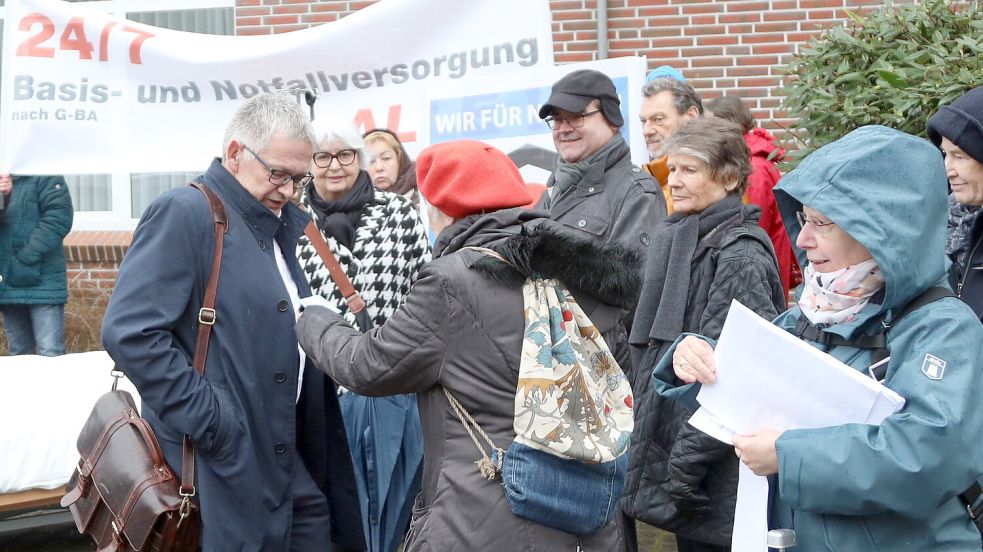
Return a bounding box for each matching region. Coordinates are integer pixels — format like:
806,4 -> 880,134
243,145 -> 313,190
313,149 -> 358,168
544,109 -> 602,131
796,211 -> 837,232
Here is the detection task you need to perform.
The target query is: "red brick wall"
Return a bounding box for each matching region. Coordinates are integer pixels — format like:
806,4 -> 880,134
234,0 -> 906,132
64,1 -> 905,293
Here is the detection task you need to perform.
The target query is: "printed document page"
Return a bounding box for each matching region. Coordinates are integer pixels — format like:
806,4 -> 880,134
689,300 -> 905,552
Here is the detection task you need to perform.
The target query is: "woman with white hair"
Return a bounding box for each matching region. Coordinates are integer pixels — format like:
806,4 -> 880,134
296,116 -> 430,552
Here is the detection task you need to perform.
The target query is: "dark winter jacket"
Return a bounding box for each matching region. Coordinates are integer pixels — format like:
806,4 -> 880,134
0,175 -> 74,305
538,135 -> 666,263
102,159 -> 364,551
297,208 -> 640,551
621,204 -> 786,545
949,207 -> 983,321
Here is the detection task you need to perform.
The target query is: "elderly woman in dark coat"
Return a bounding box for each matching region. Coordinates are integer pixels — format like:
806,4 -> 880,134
620,118 -> 786,552
927,85 -> 983,321
296,140 -> 639,551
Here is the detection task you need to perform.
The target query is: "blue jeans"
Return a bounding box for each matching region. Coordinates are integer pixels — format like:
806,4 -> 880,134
1,304 -> 66,356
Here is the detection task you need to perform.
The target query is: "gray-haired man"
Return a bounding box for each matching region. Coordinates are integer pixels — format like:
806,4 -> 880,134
638,77 -> 703,214
102,91 -> 364,551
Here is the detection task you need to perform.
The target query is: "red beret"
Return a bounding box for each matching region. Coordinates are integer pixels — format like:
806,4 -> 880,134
416,140 -> 533,219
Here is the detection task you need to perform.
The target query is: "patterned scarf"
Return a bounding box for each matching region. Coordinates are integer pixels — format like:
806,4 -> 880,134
946,193 -> 981,269
797,259 -> 884,325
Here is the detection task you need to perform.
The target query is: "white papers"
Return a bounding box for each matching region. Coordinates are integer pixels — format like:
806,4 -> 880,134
689,300 -> 905,552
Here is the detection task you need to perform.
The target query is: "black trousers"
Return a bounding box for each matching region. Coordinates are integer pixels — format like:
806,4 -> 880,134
675,535 -> 730,552
289,458 -> 333,551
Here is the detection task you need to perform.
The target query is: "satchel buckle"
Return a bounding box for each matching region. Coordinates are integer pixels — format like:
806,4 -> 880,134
177,495 -> 193,527
198,307 -> 217,325
111,520 -> 124,545
110,368 -> 125,391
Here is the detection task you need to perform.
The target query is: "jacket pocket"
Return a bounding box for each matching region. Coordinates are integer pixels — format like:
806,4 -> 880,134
821,513 -> 877,550
561,213 -> 608,238
7,257 -> 41,287
206,384 -> 247,464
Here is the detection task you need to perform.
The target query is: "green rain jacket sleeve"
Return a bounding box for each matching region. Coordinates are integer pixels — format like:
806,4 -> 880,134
775,300 -> 983,519
296,262 -> 453,396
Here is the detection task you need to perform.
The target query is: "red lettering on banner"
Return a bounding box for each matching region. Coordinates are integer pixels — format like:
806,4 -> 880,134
99,21 -> 118,62
60,17 -> 95,60
17,12 -> 56,58
15,12 -> 155,64
353,105 -> 417,143
120,25 -> 155,65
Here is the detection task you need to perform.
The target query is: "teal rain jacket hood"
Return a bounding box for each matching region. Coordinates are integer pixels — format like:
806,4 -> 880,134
767,126 -> 983,550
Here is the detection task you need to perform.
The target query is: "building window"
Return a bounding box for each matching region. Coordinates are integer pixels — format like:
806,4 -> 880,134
0,1 -> 234,229
125,7 -> 234,218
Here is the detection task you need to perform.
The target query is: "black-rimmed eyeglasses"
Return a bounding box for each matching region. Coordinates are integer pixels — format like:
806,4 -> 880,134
243,145 -> 313,190
313,149 -> 358,168
544,109 -> 602,131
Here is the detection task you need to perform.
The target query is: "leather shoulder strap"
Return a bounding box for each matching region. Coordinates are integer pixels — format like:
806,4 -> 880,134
181,181 -> 227,497
189,182 -> 227,376
303,220 -> 366,314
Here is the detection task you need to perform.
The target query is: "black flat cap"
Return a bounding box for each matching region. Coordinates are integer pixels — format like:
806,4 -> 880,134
539,69 -> 623,127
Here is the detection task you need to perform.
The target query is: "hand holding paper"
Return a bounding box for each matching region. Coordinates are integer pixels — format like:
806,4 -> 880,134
732,429 -> 780,476
688,300 -> 906,552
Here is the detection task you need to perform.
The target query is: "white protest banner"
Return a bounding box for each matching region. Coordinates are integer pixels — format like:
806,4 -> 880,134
1,0 -> 553,174
312,56 -> 650,184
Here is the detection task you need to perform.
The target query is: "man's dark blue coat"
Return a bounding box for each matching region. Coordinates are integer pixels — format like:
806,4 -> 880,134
102,159 -> 364,551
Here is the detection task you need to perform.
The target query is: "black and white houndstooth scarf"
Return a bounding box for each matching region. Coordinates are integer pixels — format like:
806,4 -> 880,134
297,189 -> 432,330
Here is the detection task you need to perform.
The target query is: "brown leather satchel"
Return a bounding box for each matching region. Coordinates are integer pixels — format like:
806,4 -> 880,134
61,182 -> 227,551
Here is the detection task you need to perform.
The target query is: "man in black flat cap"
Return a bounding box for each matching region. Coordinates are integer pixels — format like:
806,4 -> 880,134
538,69 -> 666,260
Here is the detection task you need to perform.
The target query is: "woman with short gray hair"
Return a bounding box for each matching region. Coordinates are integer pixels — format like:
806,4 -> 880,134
295,115 -> 430,552
622,117 -> 785,552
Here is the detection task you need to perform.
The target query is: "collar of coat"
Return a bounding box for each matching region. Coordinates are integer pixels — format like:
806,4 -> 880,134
203,157 -> 309,242
436,208 -> 641,310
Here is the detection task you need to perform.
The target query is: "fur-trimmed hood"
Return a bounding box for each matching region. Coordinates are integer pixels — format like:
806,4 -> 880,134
435,208 -> 641,309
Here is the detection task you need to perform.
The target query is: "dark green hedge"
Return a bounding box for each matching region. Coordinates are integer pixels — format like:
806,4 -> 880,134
780,0 -> 983,163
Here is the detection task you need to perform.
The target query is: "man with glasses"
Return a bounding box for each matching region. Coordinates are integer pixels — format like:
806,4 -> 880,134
101,91 -> 364,551
538,69 -> 666,260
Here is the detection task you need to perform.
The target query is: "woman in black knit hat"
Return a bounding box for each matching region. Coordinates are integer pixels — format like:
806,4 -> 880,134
927,86 -> 983,321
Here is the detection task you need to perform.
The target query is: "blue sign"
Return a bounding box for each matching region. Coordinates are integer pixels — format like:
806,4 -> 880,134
430,76 -> 631,144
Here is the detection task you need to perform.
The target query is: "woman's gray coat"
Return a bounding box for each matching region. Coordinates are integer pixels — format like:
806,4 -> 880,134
297,208 -> 640,551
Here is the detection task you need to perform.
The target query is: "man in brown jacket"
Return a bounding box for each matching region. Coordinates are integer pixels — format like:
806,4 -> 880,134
297,140 -> 641,551
638,76 -> 703,215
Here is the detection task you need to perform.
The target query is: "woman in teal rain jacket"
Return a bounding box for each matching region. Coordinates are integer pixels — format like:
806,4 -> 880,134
655,126 -> 983,550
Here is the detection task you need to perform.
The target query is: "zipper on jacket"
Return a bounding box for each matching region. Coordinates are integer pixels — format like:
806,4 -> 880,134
958,236 -> 983,297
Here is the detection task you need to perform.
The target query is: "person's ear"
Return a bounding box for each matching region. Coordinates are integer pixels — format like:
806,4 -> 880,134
226,140 -> 243,173
686,106 -> 701,121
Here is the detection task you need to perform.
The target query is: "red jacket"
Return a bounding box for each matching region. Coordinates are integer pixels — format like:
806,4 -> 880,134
744,128 -> 800,296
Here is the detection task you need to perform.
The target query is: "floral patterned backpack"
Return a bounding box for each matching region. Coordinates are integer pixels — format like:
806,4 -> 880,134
444,247 -> 634,536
